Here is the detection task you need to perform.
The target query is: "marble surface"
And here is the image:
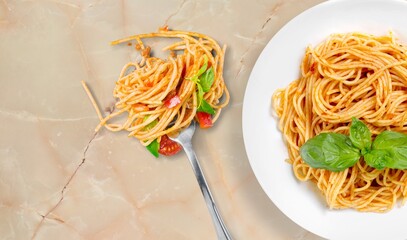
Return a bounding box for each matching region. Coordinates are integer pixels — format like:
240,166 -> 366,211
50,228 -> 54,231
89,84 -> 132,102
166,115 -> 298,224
0,0 -> 327,239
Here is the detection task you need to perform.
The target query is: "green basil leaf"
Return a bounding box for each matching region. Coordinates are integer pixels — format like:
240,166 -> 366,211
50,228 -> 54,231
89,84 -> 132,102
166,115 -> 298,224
349,117 -> 372,154
143,116 -> 158,131
364,149 -> 392,170
186,56 -> 208,84
197,99 -> 215,115
199,67 -> 215,92
197,83 -> 204,108
196,55 -> 208,77
373,131 -> 407,149
300,133 -> 361,172
370,131 -> 407,169
146,139 -> 159,158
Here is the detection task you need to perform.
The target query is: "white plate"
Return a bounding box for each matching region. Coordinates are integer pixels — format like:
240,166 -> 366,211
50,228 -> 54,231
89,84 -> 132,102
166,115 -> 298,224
242,0 -> 407,239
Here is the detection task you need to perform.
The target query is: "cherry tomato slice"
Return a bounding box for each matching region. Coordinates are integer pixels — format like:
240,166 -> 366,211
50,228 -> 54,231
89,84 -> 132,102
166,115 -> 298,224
164,93 -> 181,108
158,135 -> 182,156
196,112 -> 213,129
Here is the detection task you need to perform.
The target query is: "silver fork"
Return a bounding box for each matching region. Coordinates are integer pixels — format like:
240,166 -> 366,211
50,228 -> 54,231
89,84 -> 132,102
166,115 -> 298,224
170,121 -> 233,240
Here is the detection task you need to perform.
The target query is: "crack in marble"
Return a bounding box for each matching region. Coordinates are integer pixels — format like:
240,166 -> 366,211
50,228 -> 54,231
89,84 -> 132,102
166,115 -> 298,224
164,0 -> 188,26
233,1 -> 283,82
30,131 -> 98,240
41,211 -> 71,224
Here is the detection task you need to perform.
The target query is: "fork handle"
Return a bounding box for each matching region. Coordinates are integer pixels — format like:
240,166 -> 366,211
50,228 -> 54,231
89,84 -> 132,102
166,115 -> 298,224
181,141 -> 233,240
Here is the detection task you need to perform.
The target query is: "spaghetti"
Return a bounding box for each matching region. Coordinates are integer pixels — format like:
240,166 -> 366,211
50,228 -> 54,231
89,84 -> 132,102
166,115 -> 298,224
273,32 -> 407,212
82,28 -> 229,152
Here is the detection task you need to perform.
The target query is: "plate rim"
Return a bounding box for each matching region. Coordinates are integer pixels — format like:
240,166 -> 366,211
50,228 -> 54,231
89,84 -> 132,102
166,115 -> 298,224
242,0 -> 407,239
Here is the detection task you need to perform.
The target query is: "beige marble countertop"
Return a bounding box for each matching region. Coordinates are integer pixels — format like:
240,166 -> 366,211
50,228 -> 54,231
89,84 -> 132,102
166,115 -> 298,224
0,0 -> 327,239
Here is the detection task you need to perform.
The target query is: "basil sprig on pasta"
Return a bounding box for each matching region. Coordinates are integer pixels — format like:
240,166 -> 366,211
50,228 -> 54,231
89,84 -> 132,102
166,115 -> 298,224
188,55 -> 216,114
300,118 -> 407,171
364,131 -> 407,170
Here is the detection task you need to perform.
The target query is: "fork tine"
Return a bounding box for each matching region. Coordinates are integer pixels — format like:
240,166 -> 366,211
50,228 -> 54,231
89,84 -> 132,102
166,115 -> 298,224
170,120 -> 196,144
